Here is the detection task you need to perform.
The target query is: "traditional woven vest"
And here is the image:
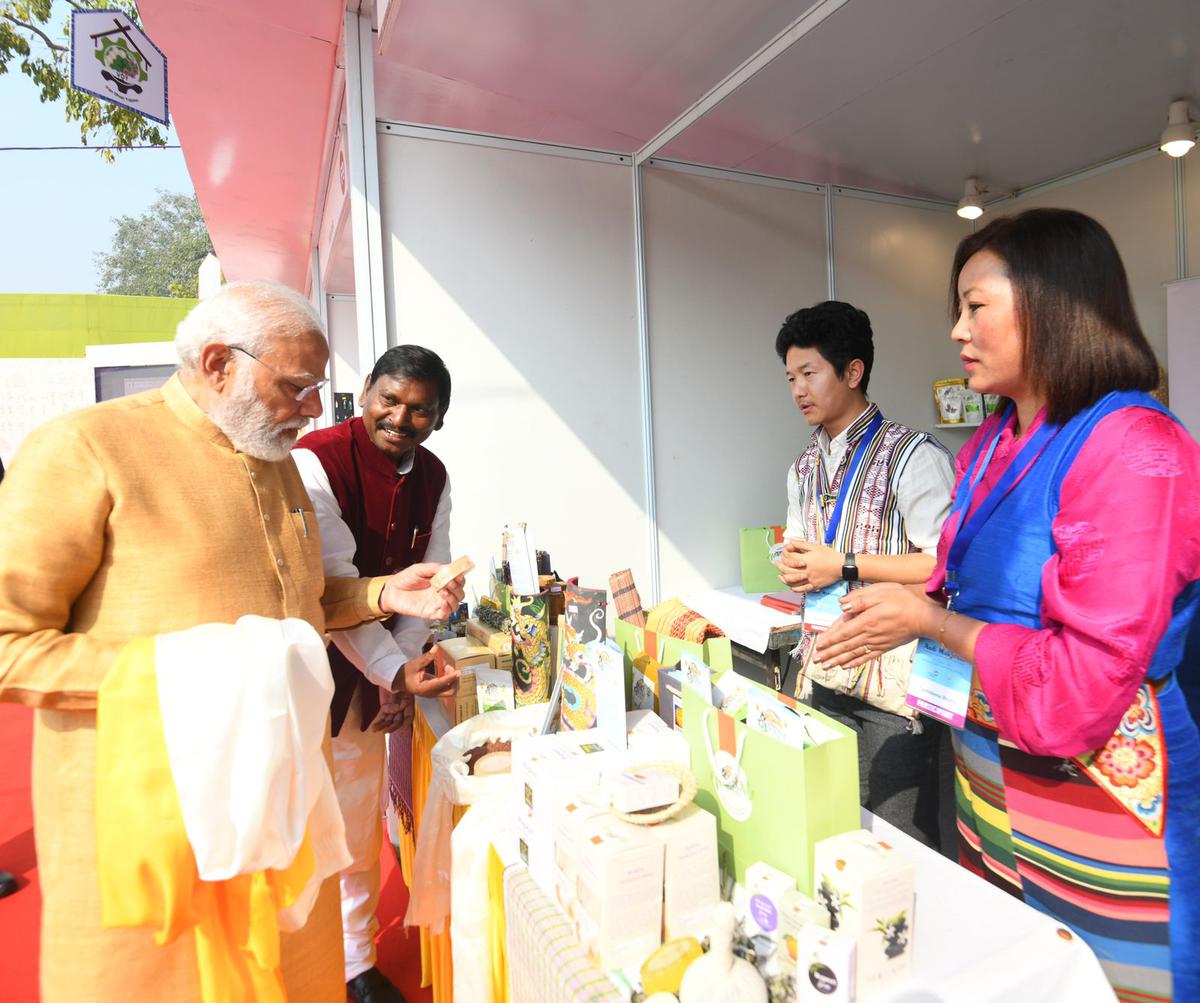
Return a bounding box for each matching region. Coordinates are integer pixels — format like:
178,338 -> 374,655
793,404 -> 943,558
794,405 -> 948,713
298,417 -> 447,735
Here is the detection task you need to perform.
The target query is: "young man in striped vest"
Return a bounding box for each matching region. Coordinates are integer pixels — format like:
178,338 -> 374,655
775,301 -> 954,848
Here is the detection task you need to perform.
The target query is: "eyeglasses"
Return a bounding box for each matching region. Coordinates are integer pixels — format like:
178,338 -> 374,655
229,345 -> 329,402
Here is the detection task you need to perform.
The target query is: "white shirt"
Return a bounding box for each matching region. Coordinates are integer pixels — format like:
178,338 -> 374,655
293,445 -> 452,689
784,406 -> 954,556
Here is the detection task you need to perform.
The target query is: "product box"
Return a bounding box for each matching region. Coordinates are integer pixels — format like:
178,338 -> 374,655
575,816 -> 665,972
779,888 -> 830,980
813,829 -> 916,997
552,788 -> 611,919
511,730 -> 621,828
626,709 -> 691,767
792,924 -> 857,1003
741,860 -> 797,977
446,669 -> 478,726
514,810 -> 556,898
465,617 -> 514,671
434,637 -> 495,722
645,803 -> 720,941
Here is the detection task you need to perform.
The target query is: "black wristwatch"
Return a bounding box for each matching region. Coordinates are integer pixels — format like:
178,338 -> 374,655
842,552 -> 859,583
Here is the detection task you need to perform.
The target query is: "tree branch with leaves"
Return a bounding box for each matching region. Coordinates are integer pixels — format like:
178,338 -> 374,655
2,0 -> 166,160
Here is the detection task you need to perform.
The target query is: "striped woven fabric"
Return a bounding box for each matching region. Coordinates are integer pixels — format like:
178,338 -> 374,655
503,865 -> 623,1003
645,597 -> 725,644
953,718 -> 1173,1003
608,568 -> 647,627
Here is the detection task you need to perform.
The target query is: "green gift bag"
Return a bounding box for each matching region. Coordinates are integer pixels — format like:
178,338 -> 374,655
739,525 -> 786,594
682,681 -> 859,896
614,619 -> 733,710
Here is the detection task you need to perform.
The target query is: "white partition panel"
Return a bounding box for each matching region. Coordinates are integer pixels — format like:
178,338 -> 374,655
1187,155 -> 1200,281
642,167 -> 827,595
1001,155 -> 1176,363
832,196 -> 970,451
325,295 -> 362,397
377,135 -> 647,594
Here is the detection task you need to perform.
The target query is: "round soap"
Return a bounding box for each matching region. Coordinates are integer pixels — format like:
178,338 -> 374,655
471,750 -> 512,776
641,936 -> 702,994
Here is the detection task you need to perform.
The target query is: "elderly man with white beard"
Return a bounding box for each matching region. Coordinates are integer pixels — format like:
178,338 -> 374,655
0,280 -> 466,1003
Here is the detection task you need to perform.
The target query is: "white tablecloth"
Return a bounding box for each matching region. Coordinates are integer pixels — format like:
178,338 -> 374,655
499,805 -> 1116,1002
861,809 -> 1116,1003
680,585 -> 802,653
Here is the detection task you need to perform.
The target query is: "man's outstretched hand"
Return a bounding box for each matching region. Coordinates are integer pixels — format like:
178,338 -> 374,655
379,562 -> 466,620
392,649 -> 461,699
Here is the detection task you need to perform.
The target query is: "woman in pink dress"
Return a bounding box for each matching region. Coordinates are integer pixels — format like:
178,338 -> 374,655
817,207 -> 1200,1003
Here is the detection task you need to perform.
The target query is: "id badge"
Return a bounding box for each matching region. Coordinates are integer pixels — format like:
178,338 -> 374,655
906,637 -> 972,727
802,583 -> 847,632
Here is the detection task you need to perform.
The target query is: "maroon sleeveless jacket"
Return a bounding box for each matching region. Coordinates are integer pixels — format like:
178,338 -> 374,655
298,417 -> 447,735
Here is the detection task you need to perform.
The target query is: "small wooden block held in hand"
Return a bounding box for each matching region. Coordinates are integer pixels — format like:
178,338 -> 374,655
431,555 -> 475,590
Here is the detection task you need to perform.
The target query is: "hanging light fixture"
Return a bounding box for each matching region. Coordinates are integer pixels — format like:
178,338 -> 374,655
956,177 -> 986,220
1160,99 -> 1196,158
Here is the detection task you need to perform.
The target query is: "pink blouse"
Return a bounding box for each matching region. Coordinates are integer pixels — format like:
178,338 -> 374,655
928,405 -> 1200,758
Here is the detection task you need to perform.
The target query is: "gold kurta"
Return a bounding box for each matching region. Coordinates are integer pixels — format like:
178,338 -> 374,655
0,375 -> 388,1002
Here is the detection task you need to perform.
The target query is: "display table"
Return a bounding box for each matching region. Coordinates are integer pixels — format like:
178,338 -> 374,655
496,805 -> 1116,1003
681,586 -> 804,690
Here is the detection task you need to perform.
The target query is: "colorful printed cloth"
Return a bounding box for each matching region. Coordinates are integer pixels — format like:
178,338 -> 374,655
932,392 -> 1200,1003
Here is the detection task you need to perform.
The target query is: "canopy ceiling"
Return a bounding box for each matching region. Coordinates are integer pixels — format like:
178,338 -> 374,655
140,0 -> 1200,285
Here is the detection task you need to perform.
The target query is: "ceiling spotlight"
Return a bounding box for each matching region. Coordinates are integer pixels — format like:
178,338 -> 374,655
1160,99 -> 1196,158
957,177 -> 986,220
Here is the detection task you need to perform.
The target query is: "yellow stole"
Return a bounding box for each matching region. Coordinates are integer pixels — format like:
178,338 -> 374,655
95,636 -> 317,1002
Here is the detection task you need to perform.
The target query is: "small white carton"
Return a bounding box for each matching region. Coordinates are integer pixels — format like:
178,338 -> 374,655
511,730 -> 620,827
779,887 -> 830,980
813,829 -> 915,997
646,803 -> 720,941
514,811 -> 556,899
575,816 -> 665,972
741,860 -> 798,977
552,788 -> 611,920
792,924 -> 857,1003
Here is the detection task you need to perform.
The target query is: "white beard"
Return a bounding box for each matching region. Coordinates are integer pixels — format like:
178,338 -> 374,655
207,368 -> 307,462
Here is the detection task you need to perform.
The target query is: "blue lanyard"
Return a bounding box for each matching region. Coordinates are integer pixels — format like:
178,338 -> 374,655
823,413 -> 885,546
944,404 -> 1059,602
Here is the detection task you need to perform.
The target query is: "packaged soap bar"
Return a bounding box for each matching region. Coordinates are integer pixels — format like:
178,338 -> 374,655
465,617 -> 514,670
778,887 -> 830,980
813,829 -> 915,996
792,924 -> 857,1003
742,860 -> 797,977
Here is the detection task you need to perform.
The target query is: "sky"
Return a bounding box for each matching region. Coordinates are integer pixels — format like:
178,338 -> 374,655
0,28 -> 197,295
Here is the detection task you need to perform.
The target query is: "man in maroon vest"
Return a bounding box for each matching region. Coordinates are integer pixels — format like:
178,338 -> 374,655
294,345 -> 456,1003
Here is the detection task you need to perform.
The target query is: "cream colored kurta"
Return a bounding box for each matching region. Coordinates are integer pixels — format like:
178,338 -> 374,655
0,375 -> 388,1003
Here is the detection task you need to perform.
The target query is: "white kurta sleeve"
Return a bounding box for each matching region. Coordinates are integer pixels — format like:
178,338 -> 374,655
293,446 -> 406,690
386,476 -> 452,663
892,439 -> 955,555
784,461 -> 809,542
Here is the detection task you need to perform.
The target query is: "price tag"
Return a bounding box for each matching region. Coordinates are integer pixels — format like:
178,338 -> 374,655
906,638 -> 973,727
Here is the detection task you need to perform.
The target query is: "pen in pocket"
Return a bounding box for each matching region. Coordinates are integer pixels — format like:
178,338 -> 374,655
291,508 -> 309,537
